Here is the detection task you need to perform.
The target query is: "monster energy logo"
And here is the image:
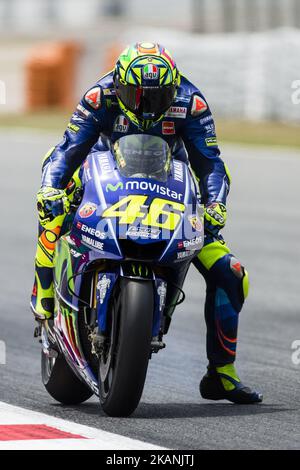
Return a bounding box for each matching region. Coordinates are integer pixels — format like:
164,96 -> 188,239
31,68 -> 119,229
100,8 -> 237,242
131,263 -> 149,277
105,182 -> 124,192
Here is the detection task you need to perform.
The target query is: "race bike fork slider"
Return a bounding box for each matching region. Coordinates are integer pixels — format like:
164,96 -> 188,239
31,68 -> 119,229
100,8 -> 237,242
89,326 -> 106,357
151,333 -> 166,354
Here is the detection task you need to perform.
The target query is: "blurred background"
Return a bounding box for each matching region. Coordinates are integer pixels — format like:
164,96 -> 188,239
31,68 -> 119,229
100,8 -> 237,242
0,0 -> 299,145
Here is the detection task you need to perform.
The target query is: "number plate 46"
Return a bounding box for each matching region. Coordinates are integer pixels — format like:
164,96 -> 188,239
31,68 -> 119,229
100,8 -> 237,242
102,195 -> 185,231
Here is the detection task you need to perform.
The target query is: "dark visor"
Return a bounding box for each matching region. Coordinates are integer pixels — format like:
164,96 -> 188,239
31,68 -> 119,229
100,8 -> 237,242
116,80 -> 176,118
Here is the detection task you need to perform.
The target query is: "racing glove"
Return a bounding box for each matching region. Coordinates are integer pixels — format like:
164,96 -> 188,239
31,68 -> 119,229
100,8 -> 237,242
37,187 -> 70,226
204,202 -> 227,237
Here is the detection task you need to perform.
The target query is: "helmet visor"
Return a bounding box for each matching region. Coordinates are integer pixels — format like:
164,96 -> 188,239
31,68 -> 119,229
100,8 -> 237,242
116,81 -> 176,119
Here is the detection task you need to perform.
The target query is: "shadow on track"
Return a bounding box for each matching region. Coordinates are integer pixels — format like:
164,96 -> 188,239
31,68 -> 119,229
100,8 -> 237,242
134,402 -> 290,419
50,401 -> 291,420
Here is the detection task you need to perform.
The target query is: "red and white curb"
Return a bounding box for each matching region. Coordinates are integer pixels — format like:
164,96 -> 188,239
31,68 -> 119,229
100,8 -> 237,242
0,402 -> 166,450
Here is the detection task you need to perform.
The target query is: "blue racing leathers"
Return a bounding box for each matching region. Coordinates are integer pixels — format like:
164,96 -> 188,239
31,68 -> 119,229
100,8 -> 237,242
37,71 -> 249,365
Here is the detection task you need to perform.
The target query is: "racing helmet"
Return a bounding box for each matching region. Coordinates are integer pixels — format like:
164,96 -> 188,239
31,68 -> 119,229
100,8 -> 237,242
113,42 -> 180,131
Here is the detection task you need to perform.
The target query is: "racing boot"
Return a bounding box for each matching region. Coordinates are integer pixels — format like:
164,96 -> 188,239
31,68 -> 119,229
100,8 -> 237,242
30,262 -> 54,321
200,363 -> 263,404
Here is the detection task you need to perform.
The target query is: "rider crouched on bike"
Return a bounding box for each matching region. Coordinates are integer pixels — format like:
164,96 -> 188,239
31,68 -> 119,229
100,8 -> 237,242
31,42 -> 262,405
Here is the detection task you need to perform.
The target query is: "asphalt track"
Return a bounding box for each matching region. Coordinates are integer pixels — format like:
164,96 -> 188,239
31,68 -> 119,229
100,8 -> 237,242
0,129 -> 300,450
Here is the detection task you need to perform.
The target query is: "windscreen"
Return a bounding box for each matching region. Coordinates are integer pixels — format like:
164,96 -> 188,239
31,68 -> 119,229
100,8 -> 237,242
113,134 -> 171,183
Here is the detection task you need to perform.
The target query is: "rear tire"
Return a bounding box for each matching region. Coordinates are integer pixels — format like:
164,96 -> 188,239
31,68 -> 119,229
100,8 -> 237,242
99,278 -> 153,417
42,351 -> 93,405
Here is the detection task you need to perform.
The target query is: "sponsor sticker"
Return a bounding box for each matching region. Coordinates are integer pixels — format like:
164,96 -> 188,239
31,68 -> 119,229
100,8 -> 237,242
103,88 -> 116,96
188,215 -> 203,231
178,236 -> 202,250
200,114 -> 213,125
204,123 -> 216,134
70,248 -> 82,258
176,251 -> 193,260
82,235 -> 104,251
191,95 -> 208,116
97,274 -> 112,304
165,106 -> 187,119
125,180 -> 183,201
205,137 -> 218,147
157,281 -> 167,312
65,235 -> 77,246
84,167 -> 92,182
71,113 -> 85,124
67,122 -> 80,133
84,86 -> 101,109
106,182 -> 124,192
162,121 -> 175,135
175,95 -> 190,104
127,226 -> 161,239
99,154 -> 112,175
76,103 -> 91,118
76,221 -> 106,240
79,202 -> 97,219
173,161 -> 184,182
143,63 -> 159,80
114,115 -> 129,133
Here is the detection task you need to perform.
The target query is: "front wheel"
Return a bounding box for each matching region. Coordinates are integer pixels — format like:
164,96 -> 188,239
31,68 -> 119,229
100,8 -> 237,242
99,278 -> 154,417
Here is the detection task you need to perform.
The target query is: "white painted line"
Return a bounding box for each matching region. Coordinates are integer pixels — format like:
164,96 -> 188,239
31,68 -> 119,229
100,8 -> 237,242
0,402 -> 167,450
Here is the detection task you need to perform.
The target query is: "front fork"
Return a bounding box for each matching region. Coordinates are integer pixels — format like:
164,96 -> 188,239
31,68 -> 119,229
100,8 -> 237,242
90,263 -> 168,356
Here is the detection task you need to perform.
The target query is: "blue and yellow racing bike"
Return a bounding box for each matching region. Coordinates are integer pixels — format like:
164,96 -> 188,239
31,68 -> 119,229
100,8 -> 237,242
40,134 -> 204,417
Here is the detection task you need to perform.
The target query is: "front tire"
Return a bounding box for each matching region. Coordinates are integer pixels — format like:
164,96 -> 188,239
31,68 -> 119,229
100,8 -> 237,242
99,278 -> 154,417
42,351 -> 93,405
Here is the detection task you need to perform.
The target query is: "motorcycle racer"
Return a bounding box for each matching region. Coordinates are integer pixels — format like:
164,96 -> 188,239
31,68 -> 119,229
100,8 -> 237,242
31,42 -> 262,404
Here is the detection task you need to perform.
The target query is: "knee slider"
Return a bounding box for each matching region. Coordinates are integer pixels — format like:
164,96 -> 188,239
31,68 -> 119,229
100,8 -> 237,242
208,254 -> 248,312
229,256 -> 249,302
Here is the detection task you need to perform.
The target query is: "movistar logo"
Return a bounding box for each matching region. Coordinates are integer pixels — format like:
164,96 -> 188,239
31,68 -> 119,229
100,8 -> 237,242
125,181 -> 183,201
106,182 -> 124,192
